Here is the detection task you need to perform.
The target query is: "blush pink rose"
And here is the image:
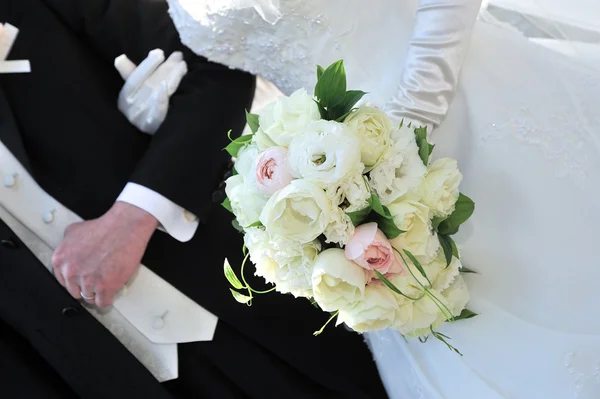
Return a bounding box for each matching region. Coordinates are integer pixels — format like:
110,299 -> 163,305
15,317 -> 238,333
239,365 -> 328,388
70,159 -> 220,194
254,147 -> 293,196
344,222 -> 401,275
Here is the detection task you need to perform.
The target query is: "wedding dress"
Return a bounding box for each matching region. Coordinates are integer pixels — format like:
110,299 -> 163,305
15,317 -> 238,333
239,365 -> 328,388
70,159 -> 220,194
166,0 -> 600,397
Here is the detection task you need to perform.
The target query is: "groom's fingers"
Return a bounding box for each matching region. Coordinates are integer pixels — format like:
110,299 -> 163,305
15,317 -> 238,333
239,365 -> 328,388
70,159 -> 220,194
121,49 -> 165,98
114,54 -> 137,80
165,60 -> 188,96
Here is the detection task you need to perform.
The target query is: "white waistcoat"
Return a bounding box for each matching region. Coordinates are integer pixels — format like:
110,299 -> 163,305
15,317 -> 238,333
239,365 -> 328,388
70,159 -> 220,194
0,140 -> 218,382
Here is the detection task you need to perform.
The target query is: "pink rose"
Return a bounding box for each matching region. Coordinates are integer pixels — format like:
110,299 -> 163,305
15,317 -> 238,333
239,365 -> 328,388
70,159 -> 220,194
254,147 -> 293,196
345,222 -> 402,275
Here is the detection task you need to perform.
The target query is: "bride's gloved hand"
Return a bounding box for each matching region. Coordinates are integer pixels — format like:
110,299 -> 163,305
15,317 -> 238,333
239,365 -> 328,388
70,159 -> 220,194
383,0 -> 482,138
116,49 -> 188,135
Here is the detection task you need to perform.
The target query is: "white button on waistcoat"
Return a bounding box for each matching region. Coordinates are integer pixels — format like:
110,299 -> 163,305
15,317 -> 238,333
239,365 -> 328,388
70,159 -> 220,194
42,209 -> 56,224
3,172 -> 17,188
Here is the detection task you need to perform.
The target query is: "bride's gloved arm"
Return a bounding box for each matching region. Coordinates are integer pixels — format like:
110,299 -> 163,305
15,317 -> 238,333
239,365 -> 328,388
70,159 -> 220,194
384,0 -> 482,133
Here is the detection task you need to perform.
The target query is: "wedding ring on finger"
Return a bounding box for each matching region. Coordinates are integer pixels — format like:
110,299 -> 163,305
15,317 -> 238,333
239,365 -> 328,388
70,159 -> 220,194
80,291 -> 96,301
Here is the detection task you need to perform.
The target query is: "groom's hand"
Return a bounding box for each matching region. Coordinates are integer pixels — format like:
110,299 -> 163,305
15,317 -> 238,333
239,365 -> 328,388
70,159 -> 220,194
52,202 -> 158,308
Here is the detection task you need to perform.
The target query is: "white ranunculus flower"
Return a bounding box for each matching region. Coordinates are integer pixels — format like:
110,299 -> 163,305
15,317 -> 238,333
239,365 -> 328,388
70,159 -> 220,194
244,228 -> 321,298
389,255 -> 468,337
312,249 -> 367,312
259,179 -> 333,243
323,207 -> 355,245
258,88 -> 321,147
424,253 -> 461,292
288,120 -> 362,185
337,284 -> 398,333
420,158 -> 462,218
326,169 -> 371,213
394,293 -> 448,338
344,105 -> 393,170
369,126 -> 426,205
235,144 -> 260,185
225,175 -> 268,228
388,200 -> 440,264
443,275 -> 470,317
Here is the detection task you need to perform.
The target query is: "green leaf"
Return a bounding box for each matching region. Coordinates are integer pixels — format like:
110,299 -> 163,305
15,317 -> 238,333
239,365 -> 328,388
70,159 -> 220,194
245,110 -> 260,134
432,216 -> 445,230
454,308 -> 478,321
230,289 -> 252,305
451,238 -> 459,259
231,219 -> 243,232
460,267 -> 477,274
223,259 -> 244,290
314,60 -> 347,108
222,197 -> 233,213
437,193 -> 475,236
414,125 -> 428,143
244,221 -> 263,229
414,126 -> 434,165
374,271 -> 419,300
329,90 -> 367,121
224,134 -> 253,158
370,194 -> 392,219
347,204 -> 372,226
438,234 -> 454,267
316,65 -> 325,80
378,216 -> 404,240
232,166 -> 238,176
403,250 -> 431,286
315,100 -> 328,119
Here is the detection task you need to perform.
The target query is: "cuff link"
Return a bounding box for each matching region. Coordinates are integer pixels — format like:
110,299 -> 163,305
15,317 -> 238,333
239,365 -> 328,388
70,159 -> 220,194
183,210 -> 198,223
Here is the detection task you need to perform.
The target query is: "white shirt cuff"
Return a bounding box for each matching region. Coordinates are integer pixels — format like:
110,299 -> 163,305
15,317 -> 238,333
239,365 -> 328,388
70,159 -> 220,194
117,182 -> 199,242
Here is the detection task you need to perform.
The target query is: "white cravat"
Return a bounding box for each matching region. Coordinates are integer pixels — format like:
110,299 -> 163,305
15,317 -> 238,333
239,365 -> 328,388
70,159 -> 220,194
0,23 -> 30,73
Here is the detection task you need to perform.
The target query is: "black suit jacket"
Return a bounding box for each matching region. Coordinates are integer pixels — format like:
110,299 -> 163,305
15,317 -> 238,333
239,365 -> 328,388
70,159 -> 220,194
0,1 -> 388,398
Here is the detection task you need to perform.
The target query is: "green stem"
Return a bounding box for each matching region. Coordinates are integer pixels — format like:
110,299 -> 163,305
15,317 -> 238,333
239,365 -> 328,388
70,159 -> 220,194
248,287 -> 276,294
239,253 -> 253,301
313,311 -> 340,336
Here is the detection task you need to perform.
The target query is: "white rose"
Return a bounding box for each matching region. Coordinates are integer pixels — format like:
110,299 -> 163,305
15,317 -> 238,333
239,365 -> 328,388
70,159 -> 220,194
235,144 -> 260,185
420,158 -> 462,218
369,126 -> 426,205
312,249 -> 366,312
225,175 -> 268,228
244,228 -> 321,298
257,88 -> 321,147
326,169 -> 371,213
323,207 -> 355,245
260,179 -> 333,243
388,200 -> 440,264
288,120 -> 362,185
337,285 -> 398,333
344,105 -> 393,170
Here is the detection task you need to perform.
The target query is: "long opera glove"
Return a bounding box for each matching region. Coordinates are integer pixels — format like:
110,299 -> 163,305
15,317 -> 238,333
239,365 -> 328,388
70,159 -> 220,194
383,0 -> 482,136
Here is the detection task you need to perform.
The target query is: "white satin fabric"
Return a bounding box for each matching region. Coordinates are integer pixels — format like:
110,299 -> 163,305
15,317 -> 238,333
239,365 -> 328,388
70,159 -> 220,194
167,0 -> 600,397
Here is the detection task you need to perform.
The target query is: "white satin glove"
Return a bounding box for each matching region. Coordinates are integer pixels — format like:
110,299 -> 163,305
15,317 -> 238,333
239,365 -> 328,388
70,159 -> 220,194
384,0 -> 482,135
116,49 -> 188,135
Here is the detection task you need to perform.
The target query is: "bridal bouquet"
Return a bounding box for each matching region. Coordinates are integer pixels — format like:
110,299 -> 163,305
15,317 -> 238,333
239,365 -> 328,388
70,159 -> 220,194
223,61 -> 476,351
